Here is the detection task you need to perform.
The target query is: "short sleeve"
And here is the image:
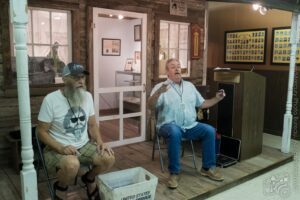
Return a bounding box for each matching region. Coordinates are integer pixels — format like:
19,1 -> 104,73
38,97 -> 53,123
193,84 -> 205,107
86,92 -> 95,116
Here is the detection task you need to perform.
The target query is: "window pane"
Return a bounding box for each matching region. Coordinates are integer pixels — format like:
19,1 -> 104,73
27,45 -> 33,56
52,12 -> 68,45
160,22 -> 168,48
179,24 -> 189,49
169,24 -> 178,48
169,49 -> 178,59
56,46 -> 69,65
179,49 -> 188,69
33,45 -> 50,57
32,10 -> 50,44
27,11 -> 32,43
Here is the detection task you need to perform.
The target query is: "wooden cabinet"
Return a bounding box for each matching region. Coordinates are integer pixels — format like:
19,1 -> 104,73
213,71 -> 266,160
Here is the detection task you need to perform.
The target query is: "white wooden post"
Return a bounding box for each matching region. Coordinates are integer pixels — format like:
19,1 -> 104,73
281,12 -> 300,153
9,0 -> 38,199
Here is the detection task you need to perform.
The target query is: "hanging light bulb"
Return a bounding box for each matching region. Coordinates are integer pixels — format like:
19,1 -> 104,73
259,6 -> 267,15
252,4 -> 261,11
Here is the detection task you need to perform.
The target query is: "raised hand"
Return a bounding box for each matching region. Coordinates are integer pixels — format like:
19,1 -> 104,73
216,89 -> 226,100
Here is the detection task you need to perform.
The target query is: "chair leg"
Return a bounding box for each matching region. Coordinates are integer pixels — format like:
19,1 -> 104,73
36,137 -> 55,200
190,140 -> 197,170
152,134 -> 156,161
156,135 -> 165,173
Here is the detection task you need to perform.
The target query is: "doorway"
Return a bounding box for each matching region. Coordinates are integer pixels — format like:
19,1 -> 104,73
93,8 -> 147,147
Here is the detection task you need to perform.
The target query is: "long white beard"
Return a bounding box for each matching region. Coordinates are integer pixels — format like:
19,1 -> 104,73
64,86 -> 86,107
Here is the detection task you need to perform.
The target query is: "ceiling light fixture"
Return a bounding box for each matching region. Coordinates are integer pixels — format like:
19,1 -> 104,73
252,4 -> 260,11
109,14 -> 113,17
252,3 -> 268,15
118,15 -> 124,20
259,6 -> 267,15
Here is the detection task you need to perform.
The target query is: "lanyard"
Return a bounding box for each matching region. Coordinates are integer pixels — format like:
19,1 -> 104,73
170,81 -> 183,102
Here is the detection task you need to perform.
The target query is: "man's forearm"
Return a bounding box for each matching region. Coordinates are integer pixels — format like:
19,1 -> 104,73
37,127 -> 64,153
201,97 -> 221,109
147,92 -> 160,111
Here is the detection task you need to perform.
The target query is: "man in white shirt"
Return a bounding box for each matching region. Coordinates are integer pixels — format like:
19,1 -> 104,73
148,58 -> 225,189
38,63 -> 114,200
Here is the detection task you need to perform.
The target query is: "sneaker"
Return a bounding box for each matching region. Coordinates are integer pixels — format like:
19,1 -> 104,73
200,167 -> 224,181
167,174 -> 179,189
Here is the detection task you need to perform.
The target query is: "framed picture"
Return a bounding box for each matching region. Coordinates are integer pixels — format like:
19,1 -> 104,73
134,25 -> 141,41
102,38 -> 121,56
124,58 -> 134,71
224,28 -> 267,64
134,51 -> 141,61
169,0 -> 187,16
191,23 -> 202,60
271,27 -> 300,65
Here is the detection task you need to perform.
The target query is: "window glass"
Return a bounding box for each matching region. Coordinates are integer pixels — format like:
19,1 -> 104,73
32,10 -> 50,44
159,20 -> 190,78
11,8 -> 72,85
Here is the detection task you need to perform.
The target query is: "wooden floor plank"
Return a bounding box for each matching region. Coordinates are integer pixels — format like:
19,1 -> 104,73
0,169 -> 21,200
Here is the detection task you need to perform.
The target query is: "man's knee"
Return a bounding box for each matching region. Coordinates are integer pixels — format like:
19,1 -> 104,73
205,125 -> 216,139
160,123 -> 182,139
59,155 -> 80,174
93,152 -> 115,170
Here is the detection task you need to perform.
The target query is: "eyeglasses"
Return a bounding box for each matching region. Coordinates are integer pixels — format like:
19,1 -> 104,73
70,116 -> 86,123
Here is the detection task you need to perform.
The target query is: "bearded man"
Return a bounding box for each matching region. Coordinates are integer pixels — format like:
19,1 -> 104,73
37,63 -> 115,200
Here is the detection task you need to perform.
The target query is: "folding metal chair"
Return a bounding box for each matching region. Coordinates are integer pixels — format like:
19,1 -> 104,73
34,128 -> 92,200
34,128 -> 56,200
151,121 -> 197,173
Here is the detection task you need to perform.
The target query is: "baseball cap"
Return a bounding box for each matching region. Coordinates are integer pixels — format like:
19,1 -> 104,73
62,63 -> 89,77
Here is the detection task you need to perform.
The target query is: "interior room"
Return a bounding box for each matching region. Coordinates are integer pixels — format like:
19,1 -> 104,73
0,0 -> 299,199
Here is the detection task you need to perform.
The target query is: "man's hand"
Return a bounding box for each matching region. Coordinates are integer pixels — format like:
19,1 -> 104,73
157,83 -> 170,94
59,145 -> 78,155
97,143 -> 114,156
216,89 -> 226,100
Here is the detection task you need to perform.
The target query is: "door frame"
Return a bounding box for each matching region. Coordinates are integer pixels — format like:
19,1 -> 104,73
92,7 -> 147,147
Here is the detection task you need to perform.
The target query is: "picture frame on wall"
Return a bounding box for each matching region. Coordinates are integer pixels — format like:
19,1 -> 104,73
134,25 -> 141,41
124,58 -> 134,71
224,28 -> 267,64
102,38 -> 121,56
191,23 -> 202,60
271,27 -> 300,65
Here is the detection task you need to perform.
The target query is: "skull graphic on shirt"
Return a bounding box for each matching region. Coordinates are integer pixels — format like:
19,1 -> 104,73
63,106 -> 87,140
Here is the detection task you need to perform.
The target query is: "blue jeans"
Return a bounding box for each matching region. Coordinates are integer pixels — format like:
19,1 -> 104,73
158,122 -> 216,174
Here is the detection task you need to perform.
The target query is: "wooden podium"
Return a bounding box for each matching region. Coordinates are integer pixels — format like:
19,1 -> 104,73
213,70 -> 266,160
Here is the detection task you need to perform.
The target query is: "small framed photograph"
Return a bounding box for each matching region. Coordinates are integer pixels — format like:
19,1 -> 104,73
134,51 -> 141,61
134,25 -> 141,41
102,38 -> 121,56
124,58 -> 134,71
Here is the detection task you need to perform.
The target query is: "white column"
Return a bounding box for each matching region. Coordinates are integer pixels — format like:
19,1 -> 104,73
9,0 -> 38,199
281,12 -> 299,153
